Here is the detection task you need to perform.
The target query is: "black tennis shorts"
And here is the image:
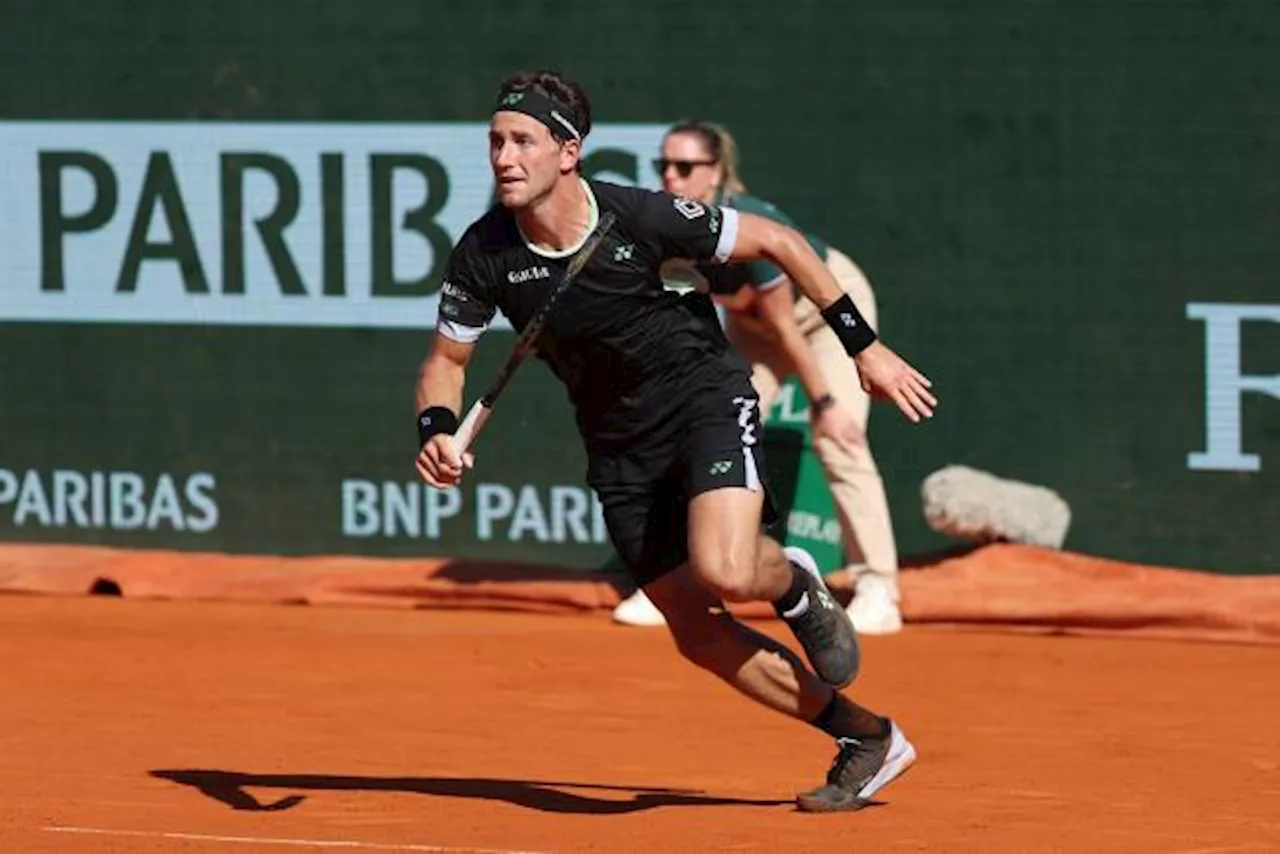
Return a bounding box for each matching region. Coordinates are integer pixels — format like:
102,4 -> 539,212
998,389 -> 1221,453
589,372 -> 778,585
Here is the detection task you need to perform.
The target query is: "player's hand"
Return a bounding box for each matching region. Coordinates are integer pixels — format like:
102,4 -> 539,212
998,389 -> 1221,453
415,434 -> 474,488
853,340 -> 937,423
811,403 -> 866,448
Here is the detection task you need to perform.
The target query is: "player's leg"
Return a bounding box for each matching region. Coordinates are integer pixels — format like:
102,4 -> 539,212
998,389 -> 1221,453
643,561 -> 916,812
643,561 -> 828,718
681,381 -> 859,688
612,338 -> 786,628
597,440 -> 914,811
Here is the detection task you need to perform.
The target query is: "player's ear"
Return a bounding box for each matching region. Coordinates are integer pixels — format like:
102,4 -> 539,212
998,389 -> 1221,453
559,137 -> 582,175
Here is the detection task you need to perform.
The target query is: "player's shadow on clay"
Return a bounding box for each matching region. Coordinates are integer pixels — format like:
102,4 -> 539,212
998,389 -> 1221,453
150,769 -> 790,815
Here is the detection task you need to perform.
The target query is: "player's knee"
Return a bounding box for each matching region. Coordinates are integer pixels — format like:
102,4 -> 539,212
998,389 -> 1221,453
691,549 -> 760,603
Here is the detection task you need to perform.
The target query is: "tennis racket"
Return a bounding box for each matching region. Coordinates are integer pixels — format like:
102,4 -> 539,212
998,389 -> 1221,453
451,210 -> 617,455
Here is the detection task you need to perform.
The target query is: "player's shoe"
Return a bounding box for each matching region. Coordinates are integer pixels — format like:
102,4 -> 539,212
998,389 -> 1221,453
780,546 -> 860,688
796,719 -> 917,812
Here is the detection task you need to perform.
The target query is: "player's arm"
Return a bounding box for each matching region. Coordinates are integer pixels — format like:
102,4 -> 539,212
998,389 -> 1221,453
414,334 -> 477,488
638,189 -> 935,421
727,215 -> 844,311
416,333 -> 473,416
730,212 -> 937,423
414,242 -> 495,487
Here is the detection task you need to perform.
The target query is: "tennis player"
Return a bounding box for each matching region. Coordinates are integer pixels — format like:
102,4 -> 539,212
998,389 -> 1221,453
413,70 -> 931,811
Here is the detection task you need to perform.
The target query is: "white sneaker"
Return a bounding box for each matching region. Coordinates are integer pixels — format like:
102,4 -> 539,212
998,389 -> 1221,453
846,581 -> 903,635
611,589 -> 667,627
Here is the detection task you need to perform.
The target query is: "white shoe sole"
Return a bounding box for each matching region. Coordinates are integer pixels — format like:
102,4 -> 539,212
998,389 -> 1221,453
857,722 -> 917,800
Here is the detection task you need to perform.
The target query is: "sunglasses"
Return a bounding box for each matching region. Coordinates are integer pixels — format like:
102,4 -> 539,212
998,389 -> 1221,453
652,158 -> 717,178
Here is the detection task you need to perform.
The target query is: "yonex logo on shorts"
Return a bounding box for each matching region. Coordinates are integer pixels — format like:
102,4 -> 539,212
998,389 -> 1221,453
709,460 -> 733,475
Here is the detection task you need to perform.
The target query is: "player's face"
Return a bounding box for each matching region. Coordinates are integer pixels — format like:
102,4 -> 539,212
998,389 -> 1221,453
658,132 -> 721,203
490,112 -> 575,208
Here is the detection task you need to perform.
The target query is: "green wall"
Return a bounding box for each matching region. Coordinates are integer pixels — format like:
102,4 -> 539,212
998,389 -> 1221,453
1,1 -> 1276,572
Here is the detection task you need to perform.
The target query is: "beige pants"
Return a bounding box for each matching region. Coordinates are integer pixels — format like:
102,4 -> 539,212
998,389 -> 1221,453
727,248 -> 900,598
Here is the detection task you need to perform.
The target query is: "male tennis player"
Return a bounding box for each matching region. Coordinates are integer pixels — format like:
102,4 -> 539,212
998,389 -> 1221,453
413,70 -> 933,811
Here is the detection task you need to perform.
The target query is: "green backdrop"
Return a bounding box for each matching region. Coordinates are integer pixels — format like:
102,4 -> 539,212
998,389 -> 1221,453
1,0 -> 1276,573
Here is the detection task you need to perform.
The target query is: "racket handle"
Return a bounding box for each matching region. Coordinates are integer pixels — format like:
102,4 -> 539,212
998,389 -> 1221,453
451,401 -> 491,456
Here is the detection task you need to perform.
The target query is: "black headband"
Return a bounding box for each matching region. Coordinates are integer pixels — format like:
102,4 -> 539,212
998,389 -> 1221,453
494,89 -> 583,142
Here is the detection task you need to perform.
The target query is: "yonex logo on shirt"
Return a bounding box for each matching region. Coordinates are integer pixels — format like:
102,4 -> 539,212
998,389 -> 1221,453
709,460 -> 733,475
614,244 -> 635,262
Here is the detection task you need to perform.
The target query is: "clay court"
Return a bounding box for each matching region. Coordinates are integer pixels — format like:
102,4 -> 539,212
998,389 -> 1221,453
3,585 -> 1279,853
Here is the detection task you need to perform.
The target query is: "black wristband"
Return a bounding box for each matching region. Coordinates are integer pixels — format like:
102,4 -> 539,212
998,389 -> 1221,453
821,294 -> 878,356
417,406 -> 459,447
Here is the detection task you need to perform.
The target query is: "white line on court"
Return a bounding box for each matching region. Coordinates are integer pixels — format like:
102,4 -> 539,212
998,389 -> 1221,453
42,826 -> 547,854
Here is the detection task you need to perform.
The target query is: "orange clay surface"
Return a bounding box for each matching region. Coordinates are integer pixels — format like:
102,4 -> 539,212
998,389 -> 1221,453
1,594 -> 1278,854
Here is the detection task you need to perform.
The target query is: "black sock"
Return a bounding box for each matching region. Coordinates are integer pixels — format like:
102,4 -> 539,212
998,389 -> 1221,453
810,693 -> 890,740
772,564 -> 808,619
